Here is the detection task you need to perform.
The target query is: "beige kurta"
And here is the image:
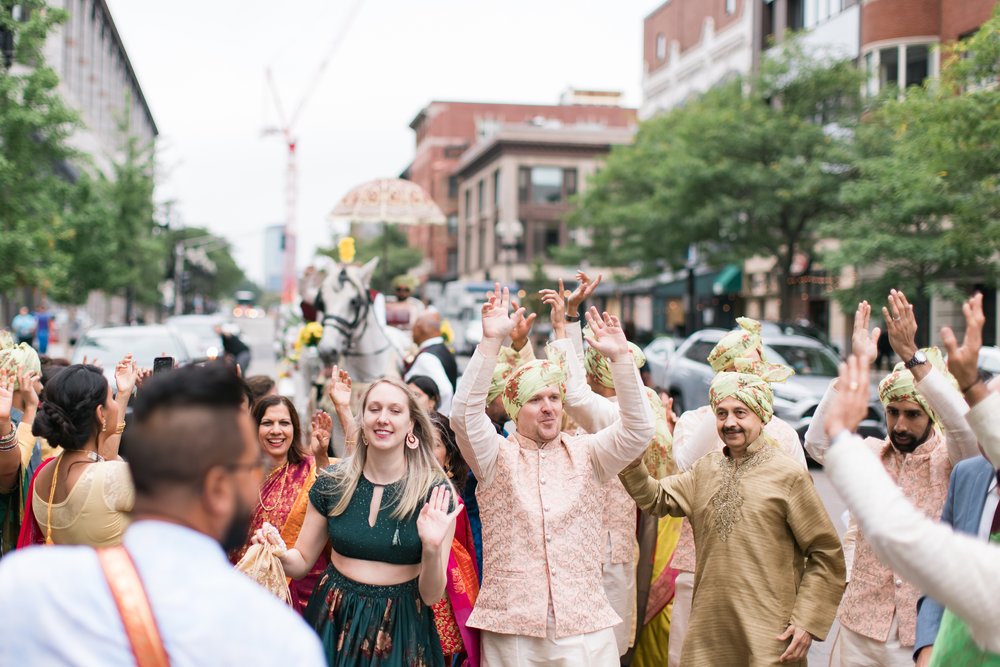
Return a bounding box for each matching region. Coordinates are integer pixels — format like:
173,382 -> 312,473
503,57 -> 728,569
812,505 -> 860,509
618,437 -> 846,666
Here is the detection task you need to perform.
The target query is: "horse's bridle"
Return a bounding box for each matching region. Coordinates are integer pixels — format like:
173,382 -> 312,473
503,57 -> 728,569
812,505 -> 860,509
320,268 -> 390,358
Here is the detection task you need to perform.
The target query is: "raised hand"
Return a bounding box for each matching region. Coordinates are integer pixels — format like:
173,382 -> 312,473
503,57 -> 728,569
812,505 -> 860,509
135,368 -> 154,390
851,301 -> 881,364
583,307 -> 629,362
825,355 -> 873,439
539,281 -> 567,337
0,370 -> 14,425
114,354 -> 139,398
509,301 -> 537,351
327,365 -> 353,408
663,394 -> 678,434
480,283 -> 523,342
416,486 -> 463,550
567,271 -> 602,316
882,289 -> 918,363
941,292 -> 985,393
310,410 -> 333,457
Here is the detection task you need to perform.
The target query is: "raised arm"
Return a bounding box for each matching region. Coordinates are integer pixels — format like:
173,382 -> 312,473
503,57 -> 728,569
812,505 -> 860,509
451,284 -> 522,487
328,366 -> 356,456
582,308 -> 655,481
257,501 -> 330,580
0,373 -> 21,492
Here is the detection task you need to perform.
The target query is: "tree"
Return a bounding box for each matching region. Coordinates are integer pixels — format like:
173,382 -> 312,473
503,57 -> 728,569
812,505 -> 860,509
825,8 -> 1000,337
168,226 -> 247,310
566,42 -> 863,320
320,225 -> 422,293
0,1 -> 78,311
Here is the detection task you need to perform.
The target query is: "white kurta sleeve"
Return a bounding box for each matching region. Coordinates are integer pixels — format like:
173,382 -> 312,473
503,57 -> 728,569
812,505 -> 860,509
550,338 -> 619,434
672,408 -> 721,472
588,360 -> 656,483
451,343 -> 506,487
916,367 -> 979,465
826,432 -> 1000,654
967,391 -> 1000,464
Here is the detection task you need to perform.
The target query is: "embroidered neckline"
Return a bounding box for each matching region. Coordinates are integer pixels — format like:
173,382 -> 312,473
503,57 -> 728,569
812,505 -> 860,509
709,445 -> 774,541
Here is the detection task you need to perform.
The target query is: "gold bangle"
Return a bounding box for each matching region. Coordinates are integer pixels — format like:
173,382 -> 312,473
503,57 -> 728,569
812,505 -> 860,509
115,422 -> 126,435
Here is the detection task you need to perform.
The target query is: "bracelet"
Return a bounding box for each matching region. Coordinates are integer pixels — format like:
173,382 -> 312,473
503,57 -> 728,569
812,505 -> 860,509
115,422 -> 126,435
0,425 -> 16,447
0,439 -> 17,452
961,378 -> 984,395
565,313 -> 581,323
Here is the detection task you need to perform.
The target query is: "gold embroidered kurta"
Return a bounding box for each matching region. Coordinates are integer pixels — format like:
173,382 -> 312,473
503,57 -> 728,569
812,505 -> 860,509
618,438 -> 846,666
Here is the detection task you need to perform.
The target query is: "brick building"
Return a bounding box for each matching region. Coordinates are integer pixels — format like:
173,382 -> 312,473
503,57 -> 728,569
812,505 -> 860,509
401,97 -> 636,283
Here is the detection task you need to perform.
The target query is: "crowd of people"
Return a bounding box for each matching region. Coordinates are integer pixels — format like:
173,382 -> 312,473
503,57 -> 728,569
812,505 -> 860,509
0,275 -> 997,667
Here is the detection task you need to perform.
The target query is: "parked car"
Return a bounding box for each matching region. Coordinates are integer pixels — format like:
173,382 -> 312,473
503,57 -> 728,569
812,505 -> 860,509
759,321 -> 841,355
165,314 -> 229,361
661,328 -> 886,455
71,325 -> 193,388
643,336 -> 678,389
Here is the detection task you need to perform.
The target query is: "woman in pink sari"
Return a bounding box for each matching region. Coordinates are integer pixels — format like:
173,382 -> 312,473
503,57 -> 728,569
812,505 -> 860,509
230,394 -> 333,614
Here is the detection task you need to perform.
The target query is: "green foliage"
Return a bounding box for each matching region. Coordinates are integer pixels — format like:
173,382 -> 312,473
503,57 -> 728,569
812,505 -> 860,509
825,7 -> 1000,309
0,1 -> 78,295
168,226 -> 247,304
568,41 -> 863,319
321,224 -> 422,293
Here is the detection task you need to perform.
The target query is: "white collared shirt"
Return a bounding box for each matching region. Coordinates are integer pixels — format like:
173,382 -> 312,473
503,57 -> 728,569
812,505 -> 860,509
405,336 -> 454,416
977,474 -> 999,540
0,520 -> 325,666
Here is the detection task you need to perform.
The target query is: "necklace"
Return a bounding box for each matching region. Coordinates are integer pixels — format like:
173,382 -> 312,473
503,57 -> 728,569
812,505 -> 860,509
258,461 -> 290,518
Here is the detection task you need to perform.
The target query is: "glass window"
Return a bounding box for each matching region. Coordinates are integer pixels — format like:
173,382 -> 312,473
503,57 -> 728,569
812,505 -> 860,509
725,0 -> 736,15
767,344 -> 840,377
518,167 -> 530,203
564,169 -> 578,197
879,47 -> 899,88
448,175 -> 458,199
464,189 -> 472,220
478,180 -> 485,213
684,341 -> 717,364
531,221 -> 562,258
530,167 -> 564,203
905,44 -> 929,88
493,169 -> 501,207
447,215 -> 458,235
656,33 -> 666,61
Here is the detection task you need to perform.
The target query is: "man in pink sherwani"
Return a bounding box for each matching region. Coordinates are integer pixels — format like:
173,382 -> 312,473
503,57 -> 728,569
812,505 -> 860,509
451,285 -> 655,666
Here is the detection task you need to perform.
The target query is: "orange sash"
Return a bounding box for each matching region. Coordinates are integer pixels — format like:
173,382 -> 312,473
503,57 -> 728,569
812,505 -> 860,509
97,546 -> 170,667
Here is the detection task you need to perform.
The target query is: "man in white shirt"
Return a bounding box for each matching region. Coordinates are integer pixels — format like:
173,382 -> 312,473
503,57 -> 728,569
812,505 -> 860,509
405,311 -> 457,415
0,364 -> 325,667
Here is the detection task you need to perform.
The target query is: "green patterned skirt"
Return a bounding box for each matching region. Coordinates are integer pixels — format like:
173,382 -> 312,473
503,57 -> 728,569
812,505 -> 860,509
304,564 -> 445,667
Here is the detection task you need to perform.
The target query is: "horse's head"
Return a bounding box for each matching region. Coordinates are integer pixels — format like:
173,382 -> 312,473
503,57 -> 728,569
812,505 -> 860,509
316,256 -> 379,362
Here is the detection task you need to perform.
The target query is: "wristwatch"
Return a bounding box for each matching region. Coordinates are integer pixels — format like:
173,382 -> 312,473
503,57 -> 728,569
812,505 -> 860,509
565,313 -> 581,323
905,349 -> 927,370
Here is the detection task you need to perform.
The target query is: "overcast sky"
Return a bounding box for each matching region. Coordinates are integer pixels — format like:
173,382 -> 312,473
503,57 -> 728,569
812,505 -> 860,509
103,0 -> 659,283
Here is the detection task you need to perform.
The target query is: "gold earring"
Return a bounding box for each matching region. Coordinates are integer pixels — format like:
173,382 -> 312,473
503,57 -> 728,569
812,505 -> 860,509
100,418 -> 107,433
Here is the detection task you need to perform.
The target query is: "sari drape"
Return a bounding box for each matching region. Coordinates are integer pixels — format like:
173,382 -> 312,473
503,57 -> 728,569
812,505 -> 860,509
432,498 -> 481,667
231,457 -> 328,615
631,515 -> 683,667
15,456 -> 53,549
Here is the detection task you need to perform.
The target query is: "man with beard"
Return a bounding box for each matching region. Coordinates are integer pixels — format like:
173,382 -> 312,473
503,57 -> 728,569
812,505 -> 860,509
804,291 -> 979,666
0,364 -> 324,666
618,369 -> 845,665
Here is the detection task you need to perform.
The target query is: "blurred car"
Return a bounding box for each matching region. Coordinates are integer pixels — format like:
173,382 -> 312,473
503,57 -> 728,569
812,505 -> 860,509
661,328 -> 885,455
71,325 -> 193,388
979,346 -> 1000,381
643,336 -> 678,389
759,321 -> 841,355
165,314 -> 228,361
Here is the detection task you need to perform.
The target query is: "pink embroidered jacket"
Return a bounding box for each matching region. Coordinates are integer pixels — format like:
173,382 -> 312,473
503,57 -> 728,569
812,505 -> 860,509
451,341 -> 655,639
671,406 -> 805,573
804,368 -> 979,646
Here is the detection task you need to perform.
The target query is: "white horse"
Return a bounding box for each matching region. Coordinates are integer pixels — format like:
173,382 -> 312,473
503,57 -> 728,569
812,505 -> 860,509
301,256 -> 409,387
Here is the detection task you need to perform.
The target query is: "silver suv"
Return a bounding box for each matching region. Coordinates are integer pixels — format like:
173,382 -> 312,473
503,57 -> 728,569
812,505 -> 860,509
661,328 -> 886,451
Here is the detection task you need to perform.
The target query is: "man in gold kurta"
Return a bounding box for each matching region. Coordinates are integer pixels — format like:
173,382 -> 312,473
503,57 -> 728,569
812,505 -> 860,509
618,371 -> 845,666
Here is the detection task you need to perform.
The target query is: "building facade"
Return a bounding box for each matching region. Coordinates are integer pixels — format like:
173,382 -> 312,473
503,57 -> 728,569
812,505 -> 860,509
401,96 -> 636,284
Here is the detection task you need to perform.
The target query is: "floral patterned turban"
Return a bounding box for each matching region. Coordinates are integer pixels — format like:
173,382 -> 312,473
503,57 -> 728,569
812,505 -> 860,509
878,347 -> 955,425
707,317 -> 765,373
0,333 -> 41,391
643,387 -> 676,478
709,371 -> 775,425
584,342 -> 646,390
487,346 -> 522,405
502,355 -> 567,422
732,357 -> 795,383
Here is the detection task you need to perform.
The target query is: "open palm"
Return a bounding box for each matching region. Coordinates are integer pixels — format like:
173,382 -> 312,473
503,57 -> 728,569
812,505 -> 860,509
852,301 -> 881,364
416,486 -> 463,550
0,371 -> 13,423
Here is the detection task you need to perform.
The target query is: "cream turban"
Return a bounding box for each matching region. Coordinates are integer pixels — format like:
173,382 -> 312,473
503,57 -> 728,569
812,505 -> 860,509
707,317 -> 764,373
502,356 -> 567,422
878,347 -> 955,425
584,342 -> 645,390
709,371 -> 775,425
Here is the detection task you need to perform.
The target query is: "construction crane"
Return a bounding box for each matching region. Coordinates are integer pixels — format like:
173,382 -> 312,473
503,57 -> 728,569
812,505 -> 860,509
262,0 -> 365,304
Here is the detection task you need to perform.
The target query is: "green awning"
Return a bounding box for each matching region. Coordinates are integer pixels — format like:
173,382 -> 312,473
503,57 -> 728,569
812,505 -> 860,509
712,264 -> 742,295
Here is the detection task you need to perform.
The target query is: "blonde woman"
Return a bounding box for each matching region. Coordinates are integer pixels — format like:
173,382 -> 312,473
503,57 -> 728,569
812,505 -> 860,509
254,377 -> 461,667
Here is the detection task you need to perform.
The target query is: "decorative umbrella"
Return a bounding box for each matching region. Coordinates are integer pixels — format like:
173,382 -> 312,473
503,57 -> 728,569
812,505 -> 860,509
328,178 -> 446,288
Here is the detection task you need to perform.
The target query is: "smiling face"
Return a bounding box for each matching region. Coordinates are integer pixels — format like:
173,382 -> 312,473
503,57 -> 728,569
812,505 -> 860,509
714,396 -> 764,455
886,399 -> 932,453
258,403 -> 294,464
515,385 -> 564,444
363,382 -> 414,452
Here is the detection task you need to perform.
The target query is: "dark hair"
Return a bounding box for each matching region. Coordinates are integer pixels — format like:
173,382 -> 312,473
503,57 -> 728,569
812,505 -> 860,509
251,395 -> 306,465
128,363 -> 247,497
407,375 -> 440,409
238,378 -> 254,409
39,357 -> 71,388
246,375 -> 276,403
429,412 -> 468,494
33,365 -> 108,450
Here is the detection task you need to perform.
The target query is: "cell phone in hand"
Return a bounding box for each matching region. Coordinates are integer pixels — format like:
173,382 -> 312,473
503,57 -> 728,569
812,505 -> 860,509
153,357 -> 175,374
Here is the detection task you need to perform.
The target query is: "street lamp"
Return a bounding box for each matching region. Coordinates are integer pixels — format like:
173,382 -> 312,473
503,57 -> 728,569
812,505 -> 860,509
496,219 -> 523,285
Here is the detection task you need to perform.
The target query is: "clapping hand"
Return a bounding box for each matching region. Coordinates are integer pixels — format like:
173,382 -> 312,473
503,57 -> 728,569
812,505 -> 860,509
416,486 -> 463,550
882,289 -> 919,363
941,292 -> 985,394
825,355 -> 873,439
567,270 -> 602,317
327,365 -> 353,408
851,301 -> 881,365
584,307 -> 629,362
480,283 -> 524,342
